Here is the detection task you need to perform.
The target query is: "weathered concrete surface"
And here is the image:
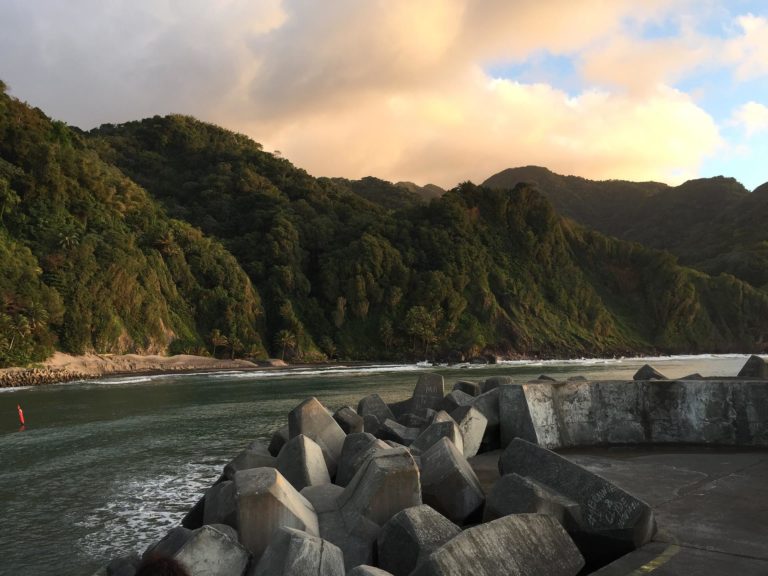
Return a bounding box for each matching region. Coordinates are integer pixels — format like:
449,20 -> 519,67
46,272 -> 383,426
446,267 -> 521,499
498,383 -> 537,447
336,433 -> 389,487
347,566 -> 394,576
203,480 -> 237,527
338,446 -> 422,527
358,394 -> 396,423
738,355 -> 768,378
334,405 -> 364,434
564,446 -> 768,575
222,441 -> 276,481
483,472 -> 580,526
410,373 -> 445,413
234,467 -> 319,558
378,418 -> 420,446
411,419 -> 464,455
470,387 -> 500,450
633,364 -> 667,380
500,439 -> 656,551
452,380 -> 481,397
302,483 -> 380,570
277,433 -> 331,491
420,438 -> 484,525
518,380 -> 768,449
450,405 -> 487,458
250,526 -> 344,576
288,397 -> 347,477
440,390 -> 474,413
268,424 -> 289,456
175,525 -> 249,576
377,505 -> 460,576
410,514 -> 584,576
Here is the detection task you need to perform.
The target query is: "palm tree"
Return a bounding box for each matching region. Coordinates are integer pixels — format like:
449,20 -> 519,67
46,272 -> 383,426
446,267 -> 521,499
275,330 -> 296,361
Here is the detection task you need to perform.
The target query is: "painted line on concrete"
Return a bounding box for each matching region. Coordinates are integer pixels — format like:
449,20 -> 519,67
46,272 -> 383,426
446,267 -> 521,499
627,542 -> 681,574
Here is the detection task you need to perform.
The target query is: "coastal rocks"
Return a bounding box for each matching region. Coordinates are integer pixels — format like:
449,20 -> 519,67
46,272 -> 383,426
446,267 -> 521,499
470,387 -> 501,450
250,527 -> 344,576
358,394 -> 395,423
499,439 -> 655,560
335,433 -> 389,487
738,355 -> 768,378
348,566 -> 394,576
222,441 -> 276,481
483,473 -> 580,526
420,438 -> 484,524
450,405 -> 487,458
268,425 -> 289,456
288,397 -> 347,477
234,467 -> 319,559
377,505 -> 461,576
499,384 -> 538,447
338,446 -> 422,527
410,514 -> 584,576
0,367 -> 89,388
334,406 -> 364,434
203,481 -> 238,527
633,364 -> 667,380
452,380 -> 481,397
411,417 -> 464,455
277,434 -> 331,491
174,525 -> 249,576
409,373 -> 445,413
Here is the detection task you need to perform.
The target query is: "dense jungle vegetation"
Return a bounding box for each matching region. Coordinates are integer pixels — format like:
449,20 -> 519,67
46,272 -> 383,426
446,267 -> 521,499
2,83 -> 767,367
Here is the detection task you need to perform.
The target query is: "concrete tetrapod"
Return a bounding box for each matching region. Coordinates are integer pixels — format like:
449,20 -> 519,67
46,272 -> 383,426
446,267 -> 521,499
335,432 -> 389,487
450,405 -> 487,458
174,525 -> 249,576
233,467 -> 320,559
334,405 -> 364,434
376,505 -> 461,576
203,480 -> 238,528
288,397 -> 347,477
277,433 -> 331,491
419,438 -> 484,525
410,373 -> 445,414
499,438 -> 656,564
410,418 -> 464,455
222,440 -> 276,481
347,566 -> 394,576
483,472 -> 581,526
338,446 -> 422,528
410,513 -> 584,576
470,387 -> 500,450
498,383 -> 538,447
358,393 -> 395,423
249,526 -> 344,576
302,483 -> 380,570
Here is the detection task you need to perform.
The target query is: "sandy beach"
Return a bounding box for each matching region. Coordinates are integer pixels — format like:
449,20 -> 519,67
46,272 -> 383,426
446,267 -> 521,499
0,353 -> 286,388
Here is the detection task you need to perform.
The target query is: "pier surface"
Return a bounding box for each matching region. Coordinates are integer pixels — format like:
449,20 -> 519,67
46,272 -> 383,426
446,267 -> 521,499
470,446 -> 768,575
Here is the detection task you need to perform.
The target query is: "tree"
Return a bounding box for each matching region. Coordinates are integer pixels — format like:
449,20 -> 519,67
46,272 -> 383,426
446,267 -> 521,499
275,329 -> 296,361
208,329 -> 228,357
404,305 -> 439,357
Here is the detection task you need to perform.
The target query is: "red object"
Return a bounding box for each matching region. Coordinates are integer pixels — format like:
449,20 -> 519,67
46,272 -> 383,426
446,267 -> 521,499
17,404 -> 25,425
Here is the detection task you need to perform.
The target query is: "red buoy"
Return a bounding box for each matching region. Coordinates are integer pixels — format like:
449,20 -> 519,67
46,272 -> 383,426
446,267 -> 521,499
17,404 -> 25,426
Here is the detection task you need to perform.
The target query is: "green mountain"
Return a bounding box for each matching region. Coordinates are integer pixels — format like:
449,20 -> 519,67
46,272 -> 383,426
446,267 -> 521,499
0,86 -> 266,367
3,84 -> 767,367
484,167 -> 768,290
91,116 -> 768,359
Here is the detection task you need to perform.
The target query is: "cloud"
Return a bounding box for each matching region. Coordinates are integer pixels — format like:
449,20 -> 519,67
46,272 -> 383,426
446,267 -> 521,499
731,101 -> 768,136
725,14 -> 768,80
0,0 -> 742,187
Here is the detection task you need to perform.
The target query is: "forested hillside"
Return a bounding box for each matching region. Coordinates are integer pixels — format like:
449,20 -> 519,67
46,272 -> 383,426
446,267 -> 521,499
2,83 -> 766,368
485,167 -> 768,290
92,116 -> 768,360
0,85 -> 266,367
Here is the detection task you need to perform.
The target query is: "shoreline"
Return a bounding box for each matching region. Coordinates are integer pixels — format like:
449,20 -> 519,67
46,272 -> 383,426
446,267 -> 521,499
0,352 -> 287,388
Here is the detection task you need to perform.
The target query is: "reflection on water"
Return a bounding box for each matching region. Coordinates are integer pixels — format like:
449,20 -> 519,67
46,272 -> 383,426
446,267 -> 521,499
0,354 -> 755,576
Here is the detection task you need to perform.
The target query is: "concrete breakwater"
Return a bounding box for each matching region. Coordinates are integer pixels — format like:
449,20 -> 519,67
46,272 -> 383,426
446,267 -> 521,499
93,356 -> 768,576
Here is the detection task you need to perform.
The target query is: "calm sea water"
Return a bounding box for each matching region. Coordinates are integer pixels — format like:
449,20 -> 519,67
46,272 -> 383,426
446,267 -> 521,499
0,355 -> 755,576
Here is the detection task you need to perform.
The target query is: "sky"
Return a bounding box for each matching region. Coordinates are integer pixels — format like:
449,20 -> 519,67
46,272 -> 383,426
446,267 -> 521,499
0,0 -> 767,190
